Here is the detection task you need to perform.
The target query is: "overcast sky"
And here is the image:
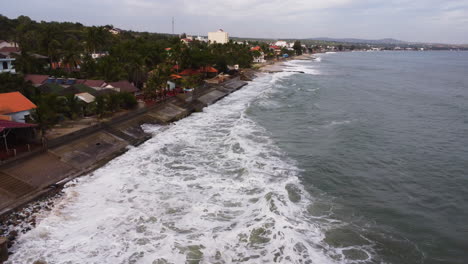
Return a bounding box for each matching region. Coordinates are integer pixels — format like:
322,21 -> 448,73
3,0 -> 468,44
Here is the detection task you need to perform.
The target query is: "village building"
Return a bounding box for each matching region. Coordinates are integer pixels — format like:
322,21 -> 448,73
251,46 -> 266,63
0,92 -> 37,123
0,40 -> 17,49
0,51 -> 16,73
181,38 -> 193,45
208,29 -> 229,44
108,28 -> 122,35
274,41 -> 288,47
91,51 -> 109,59
24,74 -> 49,86
108,81 -> 140,95
75,92 -> 96,104
195,36 -> 208,42
1,46 -> 48,73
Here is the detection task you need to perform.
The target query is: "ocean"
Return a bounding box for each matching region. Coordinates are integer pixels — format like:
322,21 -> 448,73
7,51 -> 468,263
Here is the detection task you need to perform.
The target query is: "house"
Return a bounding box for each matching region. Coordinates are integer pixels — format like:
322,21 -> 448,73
0,51 -> 16,73
0,40 -> 17,49
167,81 -> 176,91
208,29 -> 229,44
83,80 -> 107,89
75,92 -> 96,104
0,46 -> 21,73
181,38 -> 193,45
0,47 -> 48,73
108,28 -> 122,35
91,52 -> 108,59
251,46 -> 266,63
60,84 -> 98,96
108,81 -> 139,95
270,45 -> 282,55
274,41 -> 288,47
195,36 -> 208,42
0,92 -> 37,123
24,74 -> 49,86
0,119 -> 38,156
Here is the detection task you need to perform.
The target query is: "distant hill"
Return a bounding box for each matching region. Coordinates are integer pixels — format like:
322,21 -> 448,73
306,37 -> 408,45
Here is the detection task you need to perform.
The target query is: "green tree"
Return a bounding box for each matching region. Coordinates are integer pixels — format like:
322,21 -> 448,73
145,64 -> 171,98
293,40 -> 303,55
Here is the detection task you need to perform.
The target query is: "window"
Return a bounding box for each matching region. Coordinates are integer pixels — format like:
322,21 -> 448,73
2,62 -> 7,70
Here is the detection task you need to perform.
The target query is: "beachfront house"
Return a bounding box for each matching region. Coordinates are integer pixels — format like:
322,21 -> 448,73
0,92 -> 37,123
251,46 -> 266,63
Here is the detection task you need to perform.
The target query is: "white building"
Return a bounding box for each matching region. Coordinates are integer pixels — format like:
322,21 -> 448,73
274,41 -> 288,47
208,29 -> 229,44
0,53 -> 15,73
253,52 -> 266,63
91,52 -> 109,59
195,36 -> 208,42
0,40 -> 17,49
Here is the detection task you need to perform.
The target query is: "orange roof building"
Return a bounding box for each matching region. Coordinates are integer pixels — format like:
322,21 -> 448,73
0,92 -> 37,123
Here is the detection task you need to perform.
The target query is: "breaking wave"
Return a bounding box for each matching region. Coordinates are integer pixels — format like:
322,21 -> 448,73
284,61 -> 322,75
7,73 -> 340,264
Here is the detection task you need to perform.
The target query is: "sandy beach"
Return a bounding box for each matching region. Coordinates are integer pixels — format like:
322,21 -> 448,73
259,53 -> 316,72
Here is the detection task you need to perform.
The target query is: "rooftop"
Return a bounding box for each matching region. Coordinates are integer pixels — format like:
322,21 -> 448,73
0,120 -> 37,132
0,92 -> 37,115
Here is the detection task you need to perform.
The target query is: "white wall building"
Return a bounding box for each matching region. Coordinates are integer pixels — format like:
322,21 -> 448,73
0,40 -> 17,49
253,52 -> 266,63
0,53 -> 15,74
208,29 -> 229,44
274,41 -> 288,47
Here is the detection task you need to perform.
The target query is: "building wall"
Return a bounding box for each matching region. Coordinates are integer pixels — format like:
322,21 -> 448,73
208,31 -> 229,44
0,58 -> 15,73
7,110 -> 31,123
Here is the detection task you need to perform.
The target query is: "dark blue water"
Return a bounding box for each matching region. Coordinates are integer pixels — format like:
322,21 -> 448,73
248,51 -> 468,263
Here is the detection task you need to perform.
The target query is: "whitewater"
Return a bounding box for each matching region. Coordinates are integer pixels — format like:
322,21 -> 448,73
7,70 -> 343,264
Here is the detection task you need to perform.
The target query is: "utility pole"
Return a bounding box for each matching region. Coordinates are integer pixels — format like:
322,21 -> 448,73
172,17 -> 175,35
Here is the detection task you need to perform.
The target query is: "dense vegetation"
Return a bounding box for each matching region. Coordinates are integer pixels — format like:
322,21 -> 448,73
0,73 -> 137,134
0,14 -> 256,87
0,14 -> 268,134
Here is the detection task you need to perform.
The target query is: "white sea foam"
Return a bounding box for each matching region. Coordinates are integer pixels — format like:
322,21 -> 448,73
7,74 -> 339,264
315,57 -> 322,62
284,61 -> 322,75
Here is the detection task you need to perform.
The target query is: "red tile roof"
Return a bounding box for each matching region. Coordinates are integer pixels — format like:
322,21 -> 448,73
108,81 -> 139,93
0,47 -> 20,53
251,46 -> 262,51
179,69 -> 200,76
0,120 -> 37,132
24,74 -> 49,85
170,74 -> 182,79
199,66 -> 218,73
83,80 -> 106,88
0,92 -> 37,115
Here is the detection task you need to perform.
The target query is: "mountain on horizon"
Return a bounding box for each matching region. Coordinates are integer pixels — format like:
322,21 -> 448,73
306,37 -> 408,45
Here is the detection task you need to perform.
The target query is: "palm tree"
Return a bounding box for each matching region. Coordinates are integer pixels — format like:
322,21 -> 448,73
61,38 -> 82,71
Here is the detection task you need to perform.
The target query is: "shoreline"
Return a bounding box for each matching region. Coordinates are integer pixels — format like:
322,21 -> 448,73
0,54 -> 315,261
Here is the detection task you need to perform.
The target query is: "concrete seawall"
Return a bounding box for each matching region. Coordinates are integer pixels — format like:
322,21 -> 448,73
0,77 -> 249,219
